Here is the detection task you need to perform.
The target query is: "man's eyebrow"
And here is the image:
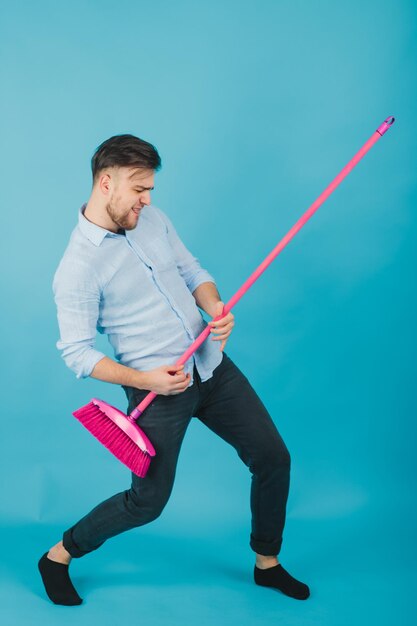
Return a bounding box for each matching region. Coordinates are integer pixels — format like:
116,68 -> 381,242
132,185 -> 154,191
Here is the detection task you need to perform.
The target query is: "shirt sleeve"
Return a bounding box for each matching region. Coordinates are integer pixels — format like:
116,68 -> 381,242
153,206 -> 216,294
52,259 -> 107,379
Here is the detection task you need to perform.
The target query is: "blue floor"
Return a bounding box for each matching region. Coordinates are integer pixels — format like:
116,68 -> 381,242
2,509 -> 415,626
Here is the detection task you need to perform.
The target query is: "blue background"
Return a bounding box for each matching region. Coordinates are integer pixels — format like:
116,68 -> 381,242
1,0 -> 415,624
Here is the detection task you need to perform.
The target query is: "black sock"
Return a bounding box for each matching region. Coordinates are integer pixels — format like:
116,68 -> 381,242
254,563 -> 310,600
38,552 -> 83,605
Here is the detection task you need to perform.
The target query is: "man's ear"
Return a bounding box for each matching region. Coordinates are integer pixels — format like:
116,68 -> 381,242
98,171 -> 113,196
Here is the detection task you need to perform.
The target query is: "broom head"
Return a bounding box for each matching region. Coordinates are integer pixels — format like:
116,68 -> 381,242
73,398 -> 156,478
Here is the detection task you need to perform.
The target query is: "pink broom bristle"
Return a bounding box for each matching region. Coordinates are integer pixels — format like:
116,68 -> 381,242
73,402 -> 151,477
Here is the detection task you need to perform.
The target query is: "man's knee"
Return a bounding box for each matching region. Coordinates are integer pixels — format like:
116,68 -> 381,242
248,439 -> 291,475
123,485 -> 171,524
264,444 -> 291,471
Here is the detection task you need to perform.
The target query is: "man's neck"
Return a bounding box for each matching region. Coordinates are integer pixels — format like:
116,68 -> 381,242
83,199 -> 118,233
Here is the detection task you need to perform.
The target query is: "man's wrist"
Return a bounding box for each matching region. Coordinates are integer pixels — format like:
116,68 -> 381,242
132,369 -> 151,391
206,300 -> 223,318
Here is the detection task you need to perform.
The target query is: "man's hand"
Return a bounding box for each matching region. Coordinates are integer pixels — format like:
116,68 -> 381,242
140,364 -> 191,395
208,300 -> 235,352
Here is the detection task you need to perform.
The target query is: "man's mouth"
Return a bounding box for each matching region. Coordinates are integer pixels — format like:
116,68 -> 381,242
132,208 -> 141,215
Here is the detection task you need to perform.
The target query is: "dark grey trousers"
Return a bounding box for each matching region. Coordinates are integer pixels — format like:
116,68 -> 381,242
62,352 -> 291,558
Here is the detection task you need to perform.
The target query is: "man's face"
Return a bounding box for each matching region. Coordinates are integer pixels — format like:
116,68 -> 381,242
104,167 -> 155,231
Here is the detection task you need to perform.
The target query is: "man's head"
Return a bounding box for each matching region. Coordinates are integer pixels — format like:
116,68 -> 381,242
90,134 -> 161,231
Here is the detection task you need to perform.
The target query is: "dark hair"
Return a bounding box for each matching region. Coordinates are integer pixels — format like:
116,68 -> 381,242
91,134 -> 161,183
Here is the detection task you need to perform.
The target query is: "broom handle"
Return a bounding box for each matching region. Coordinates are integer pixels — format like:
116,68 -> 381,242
130,116 -> 395,421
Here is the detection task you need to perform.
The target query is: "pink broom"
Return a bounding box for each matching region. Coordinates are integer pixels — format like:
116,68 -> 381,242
73,116 -> 395,477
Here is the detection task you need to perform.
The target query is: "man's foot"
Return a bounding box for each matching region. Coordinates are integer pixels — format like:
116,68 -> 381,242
254,563 -> 310,600
38,550 -> 83,606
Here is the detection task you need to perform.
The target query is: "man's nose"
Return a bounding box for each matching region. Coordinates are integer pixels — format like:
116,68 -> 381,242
142,191 -> 151,205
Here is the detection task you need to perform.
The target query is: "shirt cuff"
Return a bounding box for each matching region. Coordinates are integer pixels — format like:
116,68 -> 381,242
70,349 -> 107,379
187,271 -> 216,294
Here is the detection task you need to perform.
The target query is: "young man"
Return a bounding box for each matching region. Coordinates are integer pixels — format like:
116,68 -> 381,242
38,134 -> 310,605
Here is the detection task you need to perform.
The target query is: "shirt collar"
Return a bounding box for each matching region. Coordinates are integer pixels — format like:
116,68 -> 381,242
78,203 -> 124,246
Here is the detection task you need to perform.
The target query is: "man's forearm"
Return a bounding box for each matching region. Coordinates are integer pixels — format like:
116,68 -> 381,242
90,356 -> 150,389
192,281 -> 222,317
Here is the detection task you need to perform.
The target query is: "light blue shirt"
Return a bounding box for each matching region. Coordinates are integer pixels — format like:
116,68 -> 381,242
52,203 -> 223,385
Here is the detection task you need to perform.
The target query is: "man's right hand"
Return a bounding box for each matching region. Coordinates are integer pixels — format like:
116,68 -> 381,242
140,364 -> 191,395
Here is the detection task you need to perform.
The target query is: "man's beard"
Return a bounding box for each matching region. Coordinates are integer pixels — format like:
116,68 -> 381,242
105,197 -> 138,231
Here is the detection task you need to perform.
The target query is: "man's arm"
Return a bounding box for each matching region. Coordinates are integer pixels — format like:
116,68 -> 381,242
53,260 -> 107,379
153,206 -> 217,294
90,356 -> 151,388
53,261 -> 187,393
192,281 -> 235,351
90,356 -> 191,395
153,207 -> 235,344
192,281 -> 222,317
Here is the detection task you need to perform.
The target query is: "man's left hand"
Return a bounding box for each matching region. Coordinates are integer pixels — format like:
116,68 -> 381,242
208,301 -> 235,352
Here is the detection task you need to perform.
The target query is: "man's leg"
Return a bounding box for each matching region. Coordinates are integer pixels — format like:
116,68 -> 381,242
193,352 -> 309,599
39,382 -> 199,604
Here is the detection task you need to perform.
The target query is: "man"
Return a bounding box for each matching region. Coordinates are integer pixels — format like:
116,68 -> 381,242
38,134 -> 310,605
